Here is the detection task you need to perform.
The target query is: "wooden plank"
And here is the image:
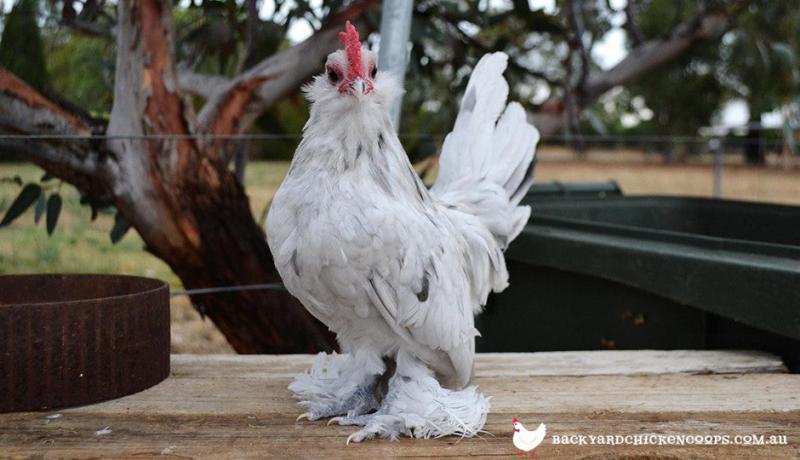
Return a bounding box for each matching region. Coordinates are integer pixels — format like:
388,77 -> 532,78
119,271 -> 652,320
0,352 -> 798,459
473,350 -> 788,376
33,370 -> 800,416
2,411 -> 797,459
170,349 -> 788,379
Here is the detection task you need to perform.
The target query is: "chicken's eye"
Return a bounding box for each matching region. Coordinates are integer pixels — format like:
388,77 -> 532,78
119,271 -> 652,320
370,65 -> 377,79
327,68 -> 339,84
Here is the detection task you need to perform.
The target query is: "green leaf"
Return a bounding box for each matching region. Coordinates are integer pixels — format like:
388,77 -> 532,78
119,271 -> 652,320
0,183 -> 41,227
46,193 -> 62,235
34,193 -> 46,224
110,211 -> 131,244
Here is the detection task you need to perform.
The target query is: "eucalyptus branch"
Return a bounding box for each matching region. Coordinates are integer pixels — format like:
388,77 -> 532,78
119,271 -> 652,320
60,0 -> 113,39
177,71 -> 233,99
565,0 -> 591,98
624,1 -> 645,46
434,13 -> 561,87
196,0 -> 380,141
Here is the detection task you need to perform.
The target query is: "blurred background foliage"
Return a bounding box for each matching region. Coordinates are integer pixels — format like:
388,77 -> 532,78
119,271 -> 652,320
0,0 -> 798,161
0,0 -> 49,90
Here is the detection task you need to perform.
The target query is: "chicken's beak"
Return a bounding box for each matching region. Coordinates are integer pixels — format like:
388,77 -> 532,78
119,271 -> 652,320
348,77 -> 369,96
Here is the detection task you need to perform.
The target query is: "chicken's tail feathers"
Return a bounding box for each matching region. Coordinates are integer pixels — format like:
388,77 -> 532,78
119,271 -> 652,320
492,102 -> 540,205
431,52 -> 539,301
433,52 -> 539,206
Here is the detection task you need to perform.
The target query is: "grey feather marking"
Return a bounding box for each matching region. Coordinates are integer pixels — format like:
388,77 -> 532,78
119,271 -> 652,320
290,250 -> 300,276
416,274 -> 429,302
509,155 -> 538,203
406,165 -> 427,202
424,212 -> 439,229
461,87 -> 476,112
368,277 -> 400,327
370,164 -> 393,194
429,257 -> 439,279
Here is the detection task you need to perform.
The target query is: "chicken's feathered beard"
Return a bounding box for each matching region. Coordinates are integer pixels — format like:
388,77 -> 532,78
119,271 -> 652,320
267,22 -> 539,443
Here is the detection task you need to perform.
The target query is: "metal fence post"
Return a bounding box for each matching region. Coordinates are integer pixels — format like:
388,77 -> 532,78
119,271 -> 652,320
710,138 -> 722,198
378,0 -> 413,128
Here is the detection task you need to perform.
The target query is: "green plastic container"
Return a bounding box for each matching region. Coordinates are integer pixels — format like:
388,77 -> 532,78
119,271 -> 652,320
477,184 -> 800,371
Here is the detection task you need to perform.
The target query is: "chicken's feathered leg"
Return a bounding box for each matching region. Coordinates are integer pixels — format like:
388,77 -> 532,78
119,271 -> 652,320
329,350 -> 490,442
296,375 -> 380,421
290,350 -> 385,421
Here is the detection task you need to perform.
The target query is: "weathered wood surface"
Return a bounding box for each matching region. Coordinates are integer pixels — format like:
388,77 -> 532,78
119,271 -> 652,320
1,351 -> 798,459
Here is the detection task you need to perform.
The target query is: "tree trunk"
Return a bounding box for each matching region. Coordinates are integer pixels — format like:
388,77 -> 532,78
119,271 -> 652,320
0,0 -> 378,353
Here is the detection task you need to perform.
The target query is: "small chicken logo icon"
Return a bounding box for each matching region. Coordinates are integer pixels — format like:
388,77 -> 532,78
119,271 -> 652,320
512,418 -> 546,456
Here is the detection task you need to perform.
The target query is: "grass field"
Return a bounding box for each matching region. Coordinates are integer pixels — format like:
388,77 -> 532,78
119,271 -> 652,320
2,150 -> 798,353
535,148 -> 800,205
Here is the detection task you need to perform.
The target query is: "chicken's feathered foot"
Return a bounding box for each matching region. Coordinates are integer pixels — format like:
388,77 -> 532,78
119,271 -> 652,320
296,380 -> 380,421
329,353 -> 490,443
290,352 -> 384,421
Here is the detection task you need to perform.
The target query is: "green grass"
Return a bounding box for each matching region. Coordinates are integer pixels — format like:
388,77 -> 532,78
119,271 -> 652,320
0,162 -> 290,288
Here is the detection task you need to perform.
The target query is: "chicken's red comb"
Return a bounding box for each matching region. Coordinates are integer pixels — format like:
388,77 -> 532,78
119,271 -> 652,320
339,21 -> 363,80
512,417 -> 519,424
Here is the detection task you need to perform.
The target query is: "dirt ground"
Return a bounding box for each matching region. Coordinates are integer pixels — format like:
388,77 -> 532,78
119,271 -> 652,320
168,150 -> 799,354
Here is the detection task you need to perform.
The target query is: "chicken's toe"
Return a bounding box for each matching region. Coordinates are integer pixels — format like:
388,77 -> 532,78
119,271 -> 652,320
295,378 -> 380,422
329,414 -> 373,426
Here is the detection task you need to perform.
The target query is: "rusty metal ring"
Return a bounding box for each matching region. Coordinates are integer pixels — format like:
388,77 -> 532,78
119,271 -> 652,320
0,274 -> 170,413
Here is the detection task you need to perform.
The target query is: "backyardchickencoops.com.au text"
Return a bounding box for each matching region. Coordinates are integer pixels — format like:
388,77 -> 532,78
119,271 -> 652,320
551,434 -> 789,446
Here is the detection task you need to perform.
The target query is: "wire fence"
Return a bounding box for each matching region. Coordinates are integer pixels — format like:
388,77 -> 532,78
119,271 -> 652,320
170,283 -> 287,297
2,131 -> 795,163
0,132 -> 790,145
1,132 -> 793,164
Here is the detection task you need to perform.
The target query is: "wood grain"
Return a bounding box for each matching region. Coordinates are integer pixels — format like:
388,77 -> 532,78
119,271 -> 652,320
1,351 -> 798,459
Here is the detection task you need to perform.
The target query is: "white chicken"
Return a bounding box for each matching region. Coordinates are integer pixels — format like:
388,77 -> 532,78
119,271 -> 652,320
512,418 -> 547,456
267,21 -> 539,442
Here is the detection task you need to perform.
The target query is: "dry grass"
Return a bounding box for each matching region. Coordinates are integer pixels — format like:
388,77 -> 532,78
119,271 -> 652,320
535,150 -> 800,206
2,153 -> 798,354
